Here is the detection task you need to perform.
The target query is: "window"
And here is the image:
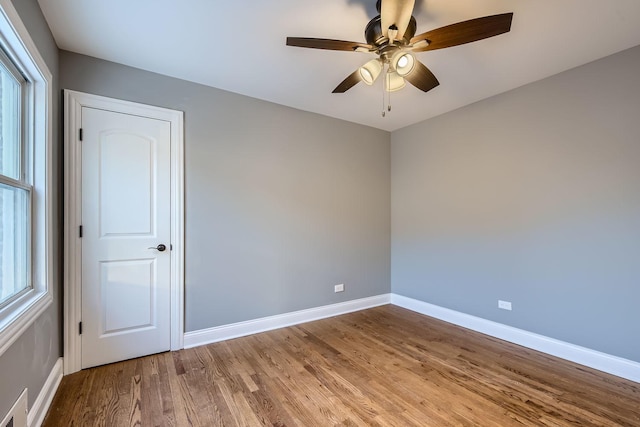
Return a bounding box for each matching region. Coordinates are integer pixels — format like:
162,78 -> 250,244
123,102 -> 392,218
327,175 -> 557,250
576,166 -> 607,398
0,48 -> 30,309
0,0 -> 53,356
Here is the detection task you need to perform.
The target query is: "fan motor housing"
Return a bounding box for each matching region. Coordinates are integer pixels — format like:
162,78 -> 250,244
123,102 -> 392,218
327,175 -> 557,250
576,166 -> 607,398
365,15 -> 417,47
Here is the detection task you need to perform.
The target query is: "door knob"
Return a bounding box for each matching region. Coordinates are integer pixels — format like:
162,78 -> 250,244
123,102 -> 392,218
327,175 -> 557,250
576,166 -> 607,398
148,244 -> 167,252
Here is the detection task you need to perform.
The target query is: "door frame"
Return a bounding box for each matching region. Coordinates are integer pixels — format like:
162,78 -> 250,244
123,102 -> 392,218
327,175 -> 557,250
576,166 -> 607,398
63,90 -> 185,374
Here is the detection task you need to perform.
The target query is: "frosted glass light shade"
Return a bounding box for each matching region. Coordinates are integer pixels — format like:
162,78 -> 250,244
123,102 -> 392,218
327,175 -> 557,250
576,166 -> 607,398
391,51 -> 415,77
359,59 -> 383,85
385,71 -> 405,92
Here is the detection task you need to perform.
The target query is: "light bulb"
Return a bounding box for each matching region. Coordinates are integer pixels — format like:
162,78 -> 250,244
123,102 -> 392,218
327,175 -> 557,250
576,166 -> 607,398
391,51 -> 415,77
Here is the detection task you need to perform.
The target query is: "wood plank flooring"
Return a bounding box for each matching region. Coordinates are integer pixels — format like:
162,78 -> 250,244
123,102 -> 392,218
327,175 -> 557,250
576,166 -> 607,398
43,305 -> 640,426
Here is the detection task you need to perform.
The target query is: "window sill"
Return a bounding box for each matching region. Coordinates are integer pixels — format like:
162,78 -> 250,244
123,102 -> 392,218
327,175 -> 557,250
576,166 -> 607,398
0,290 -> 52,356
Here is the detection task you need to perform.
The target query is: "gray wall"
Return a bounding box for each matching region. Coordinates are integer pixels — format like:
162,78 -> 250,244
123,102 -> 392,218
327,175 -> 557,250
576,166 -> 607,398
59,51 -> 391,331
392,45 -> 640,362
0,0 -> 61,417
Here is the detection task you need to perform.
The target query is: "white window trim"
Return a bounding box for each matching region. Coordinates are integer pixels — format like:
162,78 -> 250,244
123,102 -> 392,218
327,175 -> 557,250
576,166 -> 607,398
0,0 -> 54,357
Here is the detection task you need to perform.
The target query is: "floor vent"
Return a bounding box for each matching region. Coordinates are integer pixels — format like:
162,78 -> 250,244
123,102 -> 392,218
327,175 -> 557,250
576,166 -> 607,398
1,389 -> 27,427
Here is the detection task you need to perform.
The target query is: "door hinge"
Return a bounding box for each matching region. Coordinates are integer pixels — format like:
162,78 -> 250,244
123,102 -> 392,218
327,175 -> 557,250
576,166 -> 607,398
79,225 -> 83,238
79,322 -> 83,335
79,128 -> 83,141
170,244 -> 173,251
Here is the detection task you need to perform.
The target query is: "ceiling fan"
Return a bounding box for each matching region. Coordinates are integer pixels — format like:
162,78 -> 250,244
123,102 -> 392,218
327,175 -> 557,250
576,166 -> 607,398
286,0 -> 513,95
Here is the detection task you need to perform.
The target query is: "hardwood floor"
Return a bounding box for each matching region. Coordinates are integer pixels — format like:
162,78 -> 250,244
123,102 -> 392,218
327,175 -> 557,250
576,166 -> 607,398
43,305 -> 640,426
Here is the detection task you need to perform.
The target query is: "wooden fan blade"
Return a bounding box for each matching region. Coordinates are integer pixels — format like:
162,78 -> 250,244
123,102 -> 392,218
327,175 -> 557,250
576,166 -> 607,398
333,70 -> 362,93
286,37 -> 372,52
410,13 -> 513,52
381,0 -> 416,41
404,60 -> 439,92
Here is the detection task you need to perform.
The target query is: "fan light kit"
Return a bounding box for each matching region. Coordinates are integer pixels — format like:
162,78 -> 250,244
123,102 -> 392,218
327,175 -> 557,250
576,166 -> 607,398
386,71 -> 405,92
360,59 -> 383,85
287,0 -> 513,117
392,51 -> 415,77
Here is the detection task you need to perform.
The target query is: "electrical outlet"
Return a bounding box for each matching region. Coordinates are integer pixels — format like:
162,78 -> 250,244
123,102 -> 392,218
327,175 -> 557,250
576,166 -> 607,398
334,284 -> 345,293
498,300 -> 512,311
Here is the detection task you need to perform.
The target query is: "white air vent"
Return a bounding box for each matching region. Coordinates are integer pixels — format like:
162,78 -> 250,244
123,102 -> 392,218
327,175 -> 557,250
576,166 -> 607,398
1,389 -> 27,427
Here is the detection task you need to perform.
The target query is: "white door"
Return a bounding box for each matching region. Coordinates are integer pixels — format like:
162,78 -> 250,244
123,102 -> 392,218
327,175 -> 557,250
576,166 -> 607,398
81,107 -> 171,369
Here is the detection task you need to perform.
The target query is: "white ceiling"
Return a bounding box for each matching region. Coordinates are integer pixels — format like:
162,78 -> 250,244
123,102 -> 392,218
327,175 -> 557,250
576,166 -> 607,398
38,0 -> 640,132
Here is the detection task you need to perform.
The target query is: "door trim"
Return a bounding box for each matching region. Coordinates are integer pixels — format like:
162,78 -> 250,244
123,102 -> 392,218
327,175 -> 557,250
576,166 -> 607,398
63,90 -> 185,374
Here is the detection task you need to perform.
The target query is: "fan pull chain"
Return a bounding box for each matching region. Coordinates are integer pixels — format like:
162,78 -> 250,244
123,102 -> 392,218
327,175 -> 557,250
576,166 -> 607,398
381,70 -> 386,117
380,65 -> 393,117
382,65 -> 393,117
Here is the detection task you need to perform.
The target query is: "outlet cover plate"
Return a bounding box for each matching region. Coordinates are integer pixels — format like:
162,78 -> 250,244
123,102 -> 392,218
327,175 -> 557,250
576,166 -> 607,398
334,284 -> 345,293
498,300 -> 512,311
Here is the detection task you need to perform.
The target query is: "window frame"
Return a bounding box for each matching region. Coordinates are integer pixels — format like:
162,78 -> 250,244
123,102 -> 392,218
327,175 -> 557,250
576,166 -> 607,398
0,0 -> 53,357
0,45 -> 32,311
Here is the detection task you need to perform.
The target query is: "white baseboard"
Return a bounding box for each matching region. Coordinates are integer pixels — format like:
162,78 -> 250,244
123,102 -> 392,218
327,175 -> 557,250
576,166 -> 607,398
184,294 -> 391,349
28,357 -> 63,427
182,292 -> 639,384
391,294 -> 640,384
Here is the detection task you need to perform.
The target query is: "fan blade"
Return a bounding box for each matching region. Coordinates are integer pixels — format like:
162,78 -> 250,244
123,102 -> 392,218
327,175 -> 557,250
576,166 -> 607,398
333,70 -> 362,93
404,60 -> 439,92
381,0 -> 415,41
286,37 -> 372,52
410,13 -> 513,52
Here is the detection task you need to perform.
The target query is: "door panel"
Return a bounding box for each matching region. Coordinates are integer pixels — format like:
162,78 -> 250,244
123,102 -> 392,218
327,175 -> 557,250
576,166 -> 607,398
99,132 -> 155,236
101,259 -> 155,334
81,107 -> 171,369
